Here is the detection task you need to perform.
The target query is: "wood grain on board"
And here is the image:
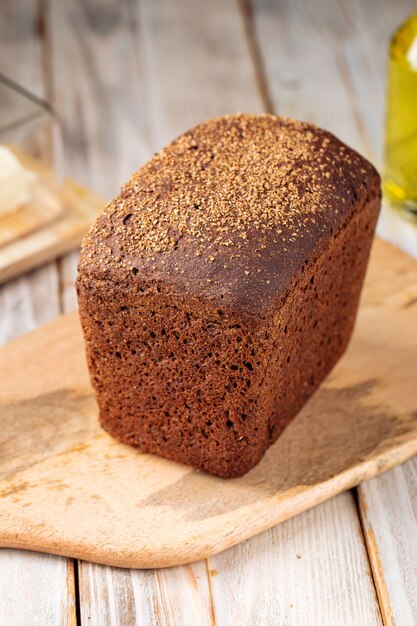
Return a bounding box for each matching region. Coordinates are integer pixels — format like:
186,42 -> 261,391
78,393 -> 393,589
0,238 -> 416,569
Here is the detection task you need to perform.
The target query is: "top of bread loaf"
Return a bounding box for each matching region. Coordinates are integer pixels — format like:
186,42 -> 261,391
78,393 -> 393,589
79,114 -> 380,318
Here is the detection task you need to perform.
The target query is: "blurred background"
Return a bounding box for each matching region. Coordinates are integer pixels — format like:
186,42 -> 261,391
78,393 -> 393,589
0,0 -> 413,194
0,0 -> 415,334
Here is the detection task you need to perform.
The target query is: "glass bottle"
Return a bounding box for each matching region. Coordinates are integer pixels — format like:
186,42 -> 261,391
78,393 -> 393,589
383,12 -> 417,213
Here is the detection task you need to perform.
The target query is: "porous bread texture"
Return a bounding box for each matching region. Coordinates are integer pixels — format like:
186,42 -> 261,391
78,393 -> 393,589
77,113 -> 381,478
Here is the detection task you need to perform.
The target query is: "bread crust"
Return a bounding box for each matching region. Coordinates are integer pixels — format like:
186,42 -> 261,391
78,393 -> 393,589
77,114 -> 381,478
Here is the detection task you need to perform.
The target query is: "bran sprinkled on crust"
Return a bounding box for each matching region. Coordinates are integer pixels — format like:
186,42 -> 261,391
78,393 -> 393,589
81,114 -> 368,273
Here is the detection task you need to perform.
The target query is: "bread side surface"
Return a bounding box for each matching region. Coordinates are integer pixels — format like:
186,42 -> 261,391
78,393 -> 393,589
262,193 -> 380,452
77,114 -> 381,477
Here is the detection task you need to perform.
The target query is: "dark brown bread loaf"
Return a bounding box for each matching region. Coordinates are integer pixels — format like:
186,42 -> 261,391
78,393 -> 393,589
77,114 -> 381,478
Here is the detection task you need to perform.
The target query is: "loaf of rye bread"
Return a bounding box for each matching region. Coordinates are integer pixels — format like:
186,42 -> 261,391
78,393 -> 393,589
77,114 -> 381,478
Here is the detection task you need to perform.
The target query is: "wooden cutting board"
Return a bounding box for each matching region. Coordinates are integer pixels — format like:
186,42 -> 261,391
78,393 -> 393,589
0,238 -> 417,569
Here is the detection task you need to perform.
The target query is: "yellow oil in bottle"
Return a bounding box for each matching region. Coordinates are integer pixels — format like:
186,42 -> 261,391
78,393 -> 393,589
383,13 -> 417,213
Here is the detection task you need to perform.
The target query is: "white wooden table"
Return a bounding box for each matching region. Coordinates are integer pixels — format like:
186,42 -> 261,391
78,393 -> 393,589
1,1 -> 417,624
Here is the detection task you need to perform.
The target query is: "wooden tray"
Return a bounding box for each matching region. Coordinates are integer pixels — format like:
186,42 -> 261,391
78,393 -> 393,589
0,149 -> 104,284
0,148 -> 64,247
0,238 -> 417,569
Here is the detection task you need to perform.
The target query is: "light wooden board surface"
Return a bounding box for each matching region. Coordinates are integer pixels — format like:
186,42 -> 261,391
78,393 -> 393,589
1,0 -> 417,622
1,238 -> 417,569
78,492 -> 383,626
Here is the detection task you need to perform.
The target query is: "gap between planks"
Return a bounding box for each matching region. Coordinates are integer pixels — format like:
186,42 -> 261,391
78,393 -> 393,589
353,488 -> 391,626
357,458 -> 417,626
237,0 -> 275,114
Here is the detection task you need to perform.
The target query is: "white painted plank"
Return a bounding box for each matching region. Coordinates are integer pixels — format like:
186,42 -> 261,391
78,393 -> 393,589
0,0 -> 45,100
0,550 -> 76,626
0,2 -> 76,623
340,0 -> 414,161
136,0 -> 264,150
250,0 -> 367,152
78,560 -> 214,626
251,0 -> 411,160
358,458 -> 417,626
57,253 -> 80,313
209,492 -> 382,626
48,0 -> 149,198
49,0 -> 263,195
